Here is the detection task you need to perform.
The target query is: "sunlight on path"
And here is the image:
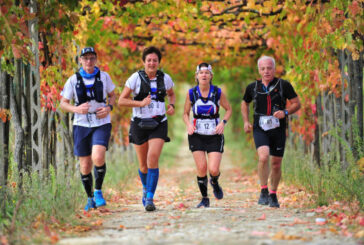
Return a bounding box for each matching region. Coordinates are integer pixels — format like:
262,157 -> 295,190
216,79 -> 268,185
59,140 -> 360,245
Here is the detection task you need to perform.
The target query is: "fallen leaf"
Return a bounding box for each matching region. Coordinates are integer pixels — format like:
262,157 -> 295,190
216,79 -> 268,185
257,213 -> 266,220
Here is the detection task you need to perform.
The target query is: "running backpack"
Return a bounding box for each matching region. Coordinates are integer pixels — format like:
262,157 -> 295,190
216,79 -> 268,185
75,71 -> 105,105
134,70 -> 166,102
189,85 -> 221,119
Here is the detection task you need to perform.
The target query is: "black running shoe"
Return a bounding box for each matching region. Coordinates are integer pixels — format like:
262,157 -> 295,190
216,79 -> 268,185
210,180 -> 224,199
258,188 -> 269,205
268,193 -> 280,208
145,198 -> 156,211
196,197 -> 210,208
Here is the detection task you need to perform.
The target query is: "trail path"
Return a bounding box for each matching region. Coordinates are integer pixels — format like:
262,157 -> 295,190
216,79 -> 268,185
59,140 -> 360,245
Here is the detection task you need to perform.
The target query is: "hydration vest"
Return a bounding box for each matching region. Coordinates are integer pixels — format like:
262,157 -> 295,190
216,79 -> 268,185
75,71 -> 105,105
189,85 -> 221,119
253,78 -> 286,116
134,70 -> 166,102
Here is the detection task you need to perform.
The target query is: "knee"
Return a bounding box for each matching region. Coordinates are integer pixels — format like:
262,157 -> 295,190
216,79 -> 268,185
92,154 -> 105,165
259,155 -> 269,164
209,169 -> 219,176
148,152 -> 160,164
271,162 -> 281,171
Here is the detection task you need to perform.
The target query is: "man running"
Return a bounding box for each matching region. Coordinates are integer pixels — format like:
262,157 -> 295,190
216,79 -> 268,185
60,47 -> 116,211
241,56 -> 300,208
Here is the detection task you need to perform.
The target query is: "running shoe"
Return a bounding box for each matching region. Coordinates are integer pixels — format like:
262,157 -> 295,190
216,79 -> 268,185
142,188 -> 147,206
196,197 -> 210,208
268,193 -> 280,208
210,180 -> 224,199
145,198 -> 156,212
84,197 -> 96,211
94,189 -> 106,207
258,188 -> 269,205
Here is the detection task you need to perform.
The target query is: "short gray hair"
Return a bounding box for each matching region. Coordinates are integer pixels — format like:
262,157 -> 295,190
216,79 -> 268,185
257,56 -> 275,69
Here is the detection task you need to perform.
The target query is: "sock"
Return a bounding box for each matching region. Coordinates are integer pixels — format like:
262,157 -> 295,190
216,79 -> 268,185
146,168 -> 159,199
210,172 -> 221,185
197,176 -> 208,197
261,185 -> 268,189
81,173 -> 93,197
138,169 -> 147,189
270,190 -> 277,194
94,164 -> 106,190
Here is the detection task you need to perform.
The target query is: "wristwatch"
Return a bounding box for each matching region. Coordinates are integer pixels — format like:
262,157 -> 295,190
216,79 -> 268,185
223,119 -> 227,124
284,109 -> 288,116
108,104 -> 113,111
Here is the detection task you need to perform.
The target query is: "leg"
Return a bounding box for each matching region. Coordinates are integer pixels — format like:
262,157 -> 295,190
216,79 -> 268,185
91,145 -> 108,207
80,156 -> 93,197
192,151 -> 210,207
257,146 -> 270,187
257,146 -> 270,205
192,151 -> 208,177
269,156 -> 282,191
145,138 -> 165,211
92,145 -> 107,190
134,142 -> 149,206
207,152 -> 224,200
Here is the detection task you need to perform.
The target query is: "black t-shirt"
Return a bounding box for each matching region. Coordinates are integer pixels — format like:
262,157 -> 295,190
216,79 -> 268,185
242,77 -> 298,128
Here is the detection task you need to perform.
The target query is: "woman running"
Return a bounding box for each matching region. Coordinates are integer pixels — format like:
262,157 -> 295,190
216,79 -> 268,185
183,63 -> 232,208
118,46 -> 176,211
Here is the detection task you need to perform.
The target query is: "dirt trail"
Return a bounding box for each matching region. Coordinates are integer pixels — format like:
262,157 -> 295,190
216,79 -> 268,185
59,140 -> 360,245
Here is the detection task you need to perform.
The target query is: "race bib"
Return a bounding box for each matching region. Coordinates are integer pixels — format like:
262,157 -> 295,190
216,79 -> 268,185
143,101 -> 163,115
259,116 -> 280,131
195,119 -> 217,135
86,113 -> 100,125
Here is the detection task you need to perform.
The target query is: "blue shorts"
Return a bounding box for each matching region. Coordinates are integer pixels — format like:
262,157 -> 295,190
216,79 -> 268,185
73,123 -> 112,157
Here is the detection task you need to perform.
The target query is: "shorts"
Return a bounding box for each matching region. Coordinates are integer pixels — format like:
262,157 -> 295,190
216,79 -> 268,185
253,126 -> 286,157
129,119 -> 170,145
188,133 -> 224,153
73,123 -> 112,157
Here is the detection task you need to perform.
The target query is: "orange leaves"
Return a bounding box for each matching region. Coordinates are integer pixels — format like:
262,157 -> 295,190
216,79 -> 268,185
0,108 -> 11,123
348,0 -> 361,17
272,231 -> 304,240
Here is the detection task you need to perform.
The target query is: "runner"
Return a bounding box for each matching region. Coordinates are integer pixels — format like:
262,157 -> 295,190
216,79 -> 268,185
118,46 -> 176,212
241,56 -> 301,208
60,47 -> 116,211
183,63 -> 232,208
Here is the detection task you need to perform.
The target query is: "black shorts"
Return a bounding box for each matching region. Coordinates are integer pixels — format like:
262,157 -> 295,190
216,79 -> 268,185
129,119 -> 170,145
188,133 -> 224,153
253,126 -> 286,157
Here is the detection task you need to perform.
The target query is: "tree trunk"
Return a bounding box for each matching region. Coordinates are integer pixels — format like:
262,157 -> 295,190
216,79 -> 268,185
0,68 -> 11,215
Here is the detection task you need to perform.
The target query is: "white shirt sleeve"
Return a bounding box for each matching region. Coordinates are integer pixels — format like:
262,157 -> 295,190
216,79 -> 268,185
164,73 -> 174,90
102,72 -> 116,93
60,75 -> 75,100
125,72 -> 139,90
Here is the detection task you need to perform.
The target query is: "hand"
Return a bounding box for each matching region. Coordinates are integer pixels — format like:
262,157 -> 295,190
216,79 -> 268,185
76,102 -> 90,114
187,123 -> 196,135
95,106 -> 110,119
273,110 -> 285,119
166,104 -> 175,115
215,121 -> 225,135
244,122 -> 252,133
140,95 -> 152,107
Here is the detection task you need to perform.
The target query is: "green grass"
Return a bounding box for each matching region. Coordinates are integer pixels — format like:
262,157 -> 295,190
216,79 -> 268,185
282,135 -> 364,210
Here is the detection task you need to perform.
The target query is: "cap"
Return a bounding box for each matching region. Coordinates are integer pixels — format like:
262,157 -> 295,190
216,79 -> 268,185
80,47 -> 96,56
196,64 -> 213,74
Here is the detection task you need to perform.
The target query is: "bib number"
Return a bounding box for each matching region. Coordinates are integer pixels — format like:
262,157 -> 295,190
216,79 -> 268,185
195,119 -> 217,135
259,116 -> 280,131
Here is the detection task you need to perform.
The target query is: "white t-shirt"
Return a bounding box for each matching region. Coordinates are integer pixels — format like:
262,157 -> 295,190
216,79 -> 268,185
61,71 -> 115,127
125,71 -> 174,120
